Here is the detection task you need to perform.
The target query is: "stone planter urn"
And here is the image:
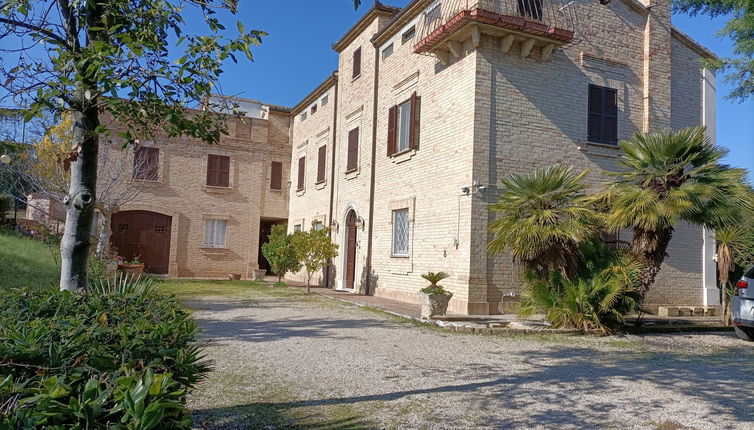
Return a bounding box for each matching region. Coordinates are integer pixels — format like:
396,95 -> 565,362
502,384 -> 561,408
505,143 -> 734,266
117,263 -> 144,277
252,269 -> 267,281
419,291 -> 453,319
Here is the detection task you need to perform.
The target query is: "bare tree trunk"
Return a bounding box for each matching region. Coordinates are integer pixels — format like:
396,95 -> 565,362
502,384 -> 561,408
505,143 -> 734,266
95,208 -> 111,258
59,106 -> 99,291
634,228 -> 674,301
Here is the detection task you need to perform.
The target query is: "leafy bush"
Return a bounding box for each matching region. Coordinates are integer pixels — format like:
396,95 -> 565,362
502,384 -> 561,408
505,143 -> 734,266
518,240 -> 642,333
420,272 -> 450,295
261,224 -> 301,282
0,276 -> 210,428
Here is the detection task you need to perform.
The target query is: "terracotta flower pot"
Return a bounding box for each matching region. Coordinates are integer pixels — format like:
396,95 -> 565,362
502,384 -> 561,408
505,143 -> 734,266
117,263 -> 144,276
419,291 -> 453,319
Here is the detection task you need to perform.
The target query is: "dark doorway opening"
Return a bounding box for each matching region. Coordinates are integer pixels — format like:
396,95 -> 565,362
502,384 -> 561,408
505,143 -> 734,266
258,218 -> 287,275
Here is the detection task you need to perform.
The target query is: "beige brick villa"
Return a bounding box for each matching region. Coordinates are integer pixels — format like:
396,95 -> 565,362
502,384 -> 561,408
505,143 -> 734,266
97,0 -> 720,314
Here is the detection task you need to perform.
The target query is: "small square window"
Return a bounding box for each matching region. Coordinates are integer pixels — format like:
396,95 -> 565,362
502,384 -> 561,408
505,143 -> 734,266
294,224 -> 302,232
311,104 -> 317,115
402,26 -> 416,44
382,43 -> 394,60
204,219 -> 227,248
302,112 -> 308,121
392,209 -> 409,256
322,95 -> 329,106
313,221 -> 323,231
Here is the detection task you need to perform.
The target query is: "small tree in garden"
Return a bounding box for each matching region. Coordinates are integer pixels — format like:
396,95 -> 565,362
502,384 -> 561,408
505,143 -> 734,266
716,226 -> 749,325
291,224 -> 339,294
262,224 -> 301,283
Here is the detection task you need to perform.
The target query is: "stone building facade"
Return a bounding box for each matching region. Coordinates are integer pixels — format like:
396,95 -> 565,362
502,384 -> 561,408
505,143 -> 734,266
99,101 -> 292,278
286,0 -> 719,313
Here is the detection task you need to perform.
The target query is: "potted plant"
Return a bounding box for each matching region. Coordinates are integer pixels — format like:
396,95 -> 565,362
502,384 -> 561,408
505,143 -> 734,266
419,272 -> 453,319
117,255 -> 144,276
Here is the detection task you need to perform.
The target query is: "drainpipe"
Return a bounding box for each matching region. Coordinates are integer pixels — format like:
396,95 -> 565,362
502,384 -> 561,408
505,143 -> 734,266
325,72 -> 339,289
364,44 -> 380,295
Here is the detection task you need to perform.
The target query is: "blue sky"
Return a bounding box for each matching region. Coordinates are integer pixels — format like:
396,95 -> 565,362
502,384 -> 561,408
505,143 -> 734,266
1,2 -> 752,179
211,1 -> 752,180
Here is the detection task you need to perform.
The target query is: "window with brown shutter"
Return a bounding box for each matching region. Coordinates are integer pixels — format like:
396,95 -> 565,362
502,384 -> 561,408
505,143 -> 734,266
347,127 -> 359,172
409,91 -> 421,149
206,154 -> 230,187
133,147 -> 159,181
352,47 -> 362,79
387,105 -> 397,156
270,161 -> 282,190
388,91 -> 421,157
297,156 -> 306,191
587,84 -> 618,145
316,145 -> 327,183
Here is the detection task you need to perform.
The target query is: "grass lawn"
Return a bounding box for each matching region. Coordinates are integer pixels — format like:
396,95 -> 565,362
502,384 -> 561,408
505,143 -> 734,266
0,229 -> 60,290
157,279 -> 296,300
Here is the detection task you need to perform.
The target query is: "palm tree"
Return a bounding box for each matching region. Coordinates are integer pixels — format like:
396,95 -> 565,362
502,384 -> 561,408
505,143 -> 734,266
488,165 -> 601,277
596,126 -> 752,299
716,227 -> 745,325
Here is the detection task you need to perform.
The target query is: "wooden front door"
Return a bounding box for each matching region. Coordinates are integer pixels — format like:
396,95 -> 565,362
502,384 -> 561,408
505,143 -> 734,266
111,211 -> 172,275
345,210 -> 357,290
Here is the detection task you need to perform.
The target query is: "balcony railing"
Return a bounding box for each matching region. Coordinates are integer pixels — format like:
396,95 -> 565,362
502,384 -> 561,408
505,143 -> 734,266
414,0 -> 577,58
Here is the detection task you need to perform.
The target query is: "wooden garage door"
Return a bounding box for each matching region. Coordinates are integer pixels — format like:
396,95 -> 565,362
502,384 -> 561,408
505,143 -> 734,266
111,211 -> 172,275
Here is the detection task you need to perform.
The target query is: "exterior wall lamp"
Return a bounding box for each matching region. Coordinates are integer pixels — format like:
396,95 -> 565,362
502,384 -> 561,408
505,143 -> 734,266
355,216 -> 365,230
0,154 -> 11,164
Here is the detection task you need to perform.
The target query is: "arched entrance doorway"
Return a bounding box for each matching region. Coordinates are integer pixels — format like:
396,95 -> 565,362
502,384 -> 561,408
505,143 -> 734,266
344,210 -> 358,290
111,210 -> 172,274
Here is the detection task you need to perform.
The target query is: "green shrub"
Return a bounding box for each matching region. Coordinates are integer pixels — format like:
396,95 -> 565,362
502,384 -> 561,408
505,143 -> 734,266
518,240 -> 642,333
0,277 -> 211,428
420,272 -> 450,295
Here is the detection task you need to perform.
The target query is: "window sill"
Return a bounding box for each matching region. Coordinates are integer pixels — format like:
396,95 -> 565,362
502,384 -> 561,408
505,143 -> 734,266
390,148 -> 416,164
351,74 -> 361,82
578,141 -> 621,158
314,180 -> 327,190
345,168 -> 360,181
136,179 -> 163,187
295,188 -> 305,196
390,254 -> 410,259
203,185 -> 233,193
269,188 -> 283,193
200,246 -> 228,252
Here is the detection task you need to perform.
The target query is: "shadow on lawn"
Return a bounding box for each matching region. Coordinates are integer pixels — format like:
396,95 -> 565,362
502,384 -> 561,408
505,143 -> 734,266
192,343 -> 754,429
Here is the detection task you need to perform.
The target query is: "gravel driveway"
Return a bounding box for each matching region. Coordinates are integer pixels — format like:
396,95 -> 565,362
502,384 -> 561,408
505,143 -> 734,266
186,287 -> 754,430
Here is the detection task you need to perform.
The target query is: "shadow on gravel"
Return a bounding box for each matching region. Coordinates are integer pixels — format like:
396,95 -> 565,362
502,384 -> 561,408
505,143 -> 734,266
192,403 -> 379,430
194,345 -> 754,429
190,301 -> 403,344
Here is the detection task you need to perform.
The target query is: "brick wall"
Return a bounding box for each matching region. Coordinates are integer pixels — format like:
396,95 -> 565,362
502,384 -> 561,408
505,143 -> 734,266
100,109 -> 291,279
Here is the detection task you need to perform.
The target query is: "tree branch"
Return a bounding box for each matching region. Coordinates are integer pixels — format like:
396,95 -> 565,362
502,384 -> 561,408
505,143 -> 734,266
0,17 -> 71,49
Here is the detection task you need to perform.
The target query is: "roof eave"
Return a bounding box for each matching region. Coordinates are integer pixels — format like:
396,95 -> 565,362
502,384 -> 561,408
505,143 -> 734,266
333,2 -> 401,53
291,72 -> 339,116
